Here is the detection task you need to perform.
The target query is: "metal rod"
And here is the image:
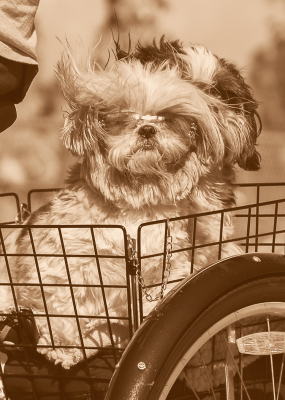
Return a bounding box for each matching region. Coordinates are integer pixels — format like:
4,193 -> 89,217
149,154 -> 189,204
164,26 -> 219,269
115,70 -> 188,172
198,349 -> 217,400
225,324 -> 236,400
245,208 -> 251,254
221,331 -> 251,400
255,185 -> 260,252
131,275 -> 139,333
218,212 -> 224,260
267,316 -> 277,400
277,353 -> 285,400
182,371 -> 202,400
240,323 -> 244,400
191,217 -> 197,273
272,203 -> 278,253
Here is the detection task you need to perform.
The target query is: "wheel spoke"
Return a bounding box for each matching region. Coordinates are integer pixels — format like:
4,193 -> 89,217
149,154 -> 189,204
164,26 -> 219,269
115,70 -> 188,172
277,352 -> 285,400
222,330 -> 252,400
198,349 -> 217,400
240,322 -> 244,400
267,316 -> 277,400
182,372 -> 202,400
225,324 -> 236,400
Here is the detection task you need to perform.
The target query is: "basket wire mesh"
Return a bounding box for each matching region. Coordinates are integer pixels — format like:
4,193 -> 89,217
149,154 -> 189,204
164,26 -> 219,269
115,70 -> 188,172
0,183 -> 284,399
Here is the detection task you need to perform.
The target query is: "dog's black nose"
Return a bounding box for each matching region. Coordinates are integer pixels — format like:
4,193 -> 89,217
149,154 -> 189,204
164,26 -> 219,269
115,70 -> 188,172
138,124 -> 156,139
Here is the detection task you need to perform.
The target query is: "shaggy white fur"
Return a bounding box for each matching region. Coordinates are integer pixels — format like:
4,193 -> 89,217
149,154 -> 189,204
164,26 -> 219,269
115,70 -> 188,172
0,37 -> 260,369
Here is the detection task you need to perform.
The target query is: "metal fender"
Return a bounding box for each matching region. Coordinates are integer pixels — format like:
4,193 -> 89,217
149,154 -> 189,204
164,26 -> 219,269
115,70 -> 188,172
105,253 -> 285,400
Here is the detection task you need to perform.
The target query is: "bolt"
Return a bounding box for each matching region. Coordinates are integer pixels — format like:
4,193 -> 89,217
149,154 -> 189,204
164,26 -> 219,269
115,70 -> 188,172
138,362 -> 146,370
253,256 -> 261,262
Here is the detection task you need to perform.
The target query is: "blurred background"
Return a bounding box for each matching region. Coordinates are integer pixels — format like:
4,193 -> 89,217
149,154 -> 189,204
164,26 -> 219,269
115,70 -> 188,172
1,0 -> 285,212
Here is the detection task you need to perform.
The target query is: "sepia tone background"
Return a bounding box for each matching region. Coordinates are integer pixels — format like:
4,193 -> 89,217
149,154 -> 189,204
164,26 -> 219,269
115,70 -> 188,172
0,0 -> 285,215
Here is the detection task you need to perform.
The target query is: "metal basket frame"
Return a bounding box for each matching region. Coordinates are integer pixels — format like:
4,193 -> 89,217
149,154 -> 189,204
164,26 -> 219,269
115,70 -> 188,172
1,183 -> 285,332
0,182 -> 284,399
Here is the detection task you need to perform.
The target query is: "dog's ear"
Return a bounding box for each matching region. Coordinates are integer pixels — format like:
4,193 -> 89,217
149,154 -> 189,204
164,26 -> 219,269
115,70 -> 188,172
60,105 -> 97,157
175,45 -> 261,170
55,50 -> 104,157
212,58 -> 261,171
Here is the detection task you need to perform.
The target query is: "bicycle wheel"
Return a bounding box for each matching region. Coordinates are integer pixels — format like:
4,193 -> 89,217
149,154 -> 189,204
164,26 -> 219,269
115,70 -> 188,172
105,253 -> 285,400
155,277 -> 285,400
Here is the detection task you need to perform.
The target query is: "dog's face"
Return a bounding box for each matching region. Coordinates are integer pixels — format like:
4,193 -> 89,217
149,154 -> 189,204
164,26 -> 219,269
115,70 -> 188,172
95,66 -> 201,180
57,38 -> 261,206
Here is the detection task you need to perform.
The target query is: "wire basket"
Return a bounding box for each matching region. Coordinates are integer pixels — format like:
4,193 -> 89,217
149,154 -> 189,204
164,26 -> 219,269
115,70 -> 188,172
0,183 -> 284,399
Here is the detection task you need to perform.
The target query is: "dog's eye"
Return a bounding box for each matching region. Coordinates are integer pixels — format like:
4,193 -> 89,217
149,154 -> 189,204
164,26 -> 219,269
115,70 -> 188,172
160,113 -> 188,125
158,113 -> 175,123
98,112 -> 140,132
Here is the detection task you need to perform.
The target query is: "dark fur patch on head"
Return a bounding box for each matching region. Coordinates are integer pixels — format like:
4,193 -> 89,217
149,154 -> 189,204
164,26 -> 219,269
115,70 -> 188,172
132,36 -> 187,67
112,35 -> 187,68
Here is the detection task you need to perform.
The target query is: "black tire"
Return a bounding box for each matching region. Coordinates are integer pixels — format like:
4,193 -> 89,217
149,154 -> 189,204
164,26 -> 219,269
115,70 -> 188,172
151,275 -> 285,399
105,253 -> 285,400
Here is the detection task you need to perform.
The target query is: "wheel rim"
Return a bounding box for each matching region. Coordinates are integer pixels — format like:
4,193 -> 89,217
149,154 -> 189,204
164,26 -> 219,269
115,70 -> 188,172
160,302 -> 285,400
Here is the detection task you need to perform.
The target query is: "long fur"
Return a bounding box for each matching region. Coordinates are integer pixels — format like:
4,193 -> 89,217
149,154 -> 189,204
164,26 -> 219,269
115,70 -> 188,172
0,37 -> 260,368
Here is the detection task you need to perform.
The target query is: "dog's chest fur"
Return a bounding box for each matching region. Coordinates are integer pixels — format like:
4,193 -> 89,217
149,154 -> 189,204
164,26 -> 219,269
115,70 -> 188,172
29,176 -> 191,257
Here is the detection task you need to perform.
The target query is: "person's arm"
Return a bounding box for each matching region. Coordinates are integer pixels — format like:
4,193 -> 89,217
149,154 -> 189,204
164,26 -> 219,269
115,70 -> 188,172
0,0 -> 40,132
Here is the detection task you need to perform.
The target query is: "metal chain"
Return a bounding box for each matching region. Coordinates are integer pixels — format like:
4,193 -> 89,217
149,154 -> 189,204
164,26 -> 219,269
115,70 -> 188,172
127,223 -> 172,302
15,203 -> 31,224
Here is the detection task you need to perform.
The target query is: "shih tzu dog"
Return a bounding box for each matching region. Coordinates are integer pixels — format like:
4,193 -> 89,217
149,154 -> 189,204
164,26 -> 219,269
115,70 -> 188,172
0,37 -> 260,369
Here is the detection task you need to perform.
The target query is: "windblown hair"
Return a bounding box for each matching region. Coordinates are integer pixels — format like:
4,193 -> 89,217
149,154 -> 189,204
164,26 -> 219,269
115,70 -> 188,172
56,36 -> 261,172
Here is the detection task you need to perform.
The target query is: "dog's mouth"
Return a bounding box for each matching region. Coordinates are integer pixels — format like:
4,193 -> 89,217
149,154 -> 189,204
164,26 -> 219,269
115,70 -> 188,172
132,139 -> 157,153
